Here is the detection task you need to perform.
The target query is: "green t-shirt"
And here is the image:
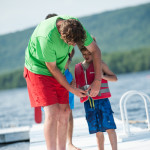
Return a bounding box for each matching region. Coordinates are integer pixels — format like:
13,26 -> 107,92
25,15 -> 93,76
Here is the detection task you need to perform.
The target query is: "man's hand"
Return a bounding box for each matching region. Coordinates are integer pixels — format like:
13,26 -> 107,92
71,88 -> 87,98
70,79 -> 76,88
86,80 -> 101,97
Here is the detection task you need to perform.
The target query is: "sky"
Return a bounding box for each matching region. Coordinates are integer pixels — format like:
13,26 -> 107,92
0,0 -> 150,35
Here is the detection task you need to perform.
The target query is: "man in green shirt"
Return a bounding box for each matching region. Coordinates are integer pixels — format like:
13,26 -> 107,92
24,15 -> 102,150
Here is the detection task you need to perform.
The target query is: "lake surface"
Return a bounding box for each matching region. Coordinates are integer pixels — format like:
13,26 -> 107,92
0,70 -> 150,150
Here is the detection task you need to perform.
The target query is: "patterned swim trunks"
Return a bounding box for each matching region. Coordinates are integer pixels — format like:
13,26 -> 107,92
84,98 -> 116,134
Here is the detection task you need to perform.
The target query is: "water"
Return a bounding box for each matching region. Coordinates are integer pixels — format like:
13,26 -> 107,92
0,70 -> 150,149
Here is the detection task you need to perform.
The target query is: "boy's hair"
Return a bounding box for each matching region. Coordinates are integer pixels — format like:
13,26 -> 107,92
60,19 -> 86,46
79,35 -> 96,52
79,45 -> 88,52
45,13 -> 58,19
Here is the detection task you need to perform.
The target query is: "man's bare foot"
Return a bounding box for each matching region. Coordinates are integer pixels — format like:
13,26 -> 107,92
67,143 -> 81,150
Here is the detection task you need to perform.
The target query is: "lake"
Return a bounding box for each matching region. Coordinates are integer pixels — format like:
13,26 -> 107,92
0,70 -> 150,150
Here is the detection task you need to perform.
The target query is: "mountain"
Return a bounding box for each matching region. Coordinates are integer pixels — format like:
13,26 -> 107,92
0,3 -> 150,74
79,3 -> 150,53
0,27 -> 35,73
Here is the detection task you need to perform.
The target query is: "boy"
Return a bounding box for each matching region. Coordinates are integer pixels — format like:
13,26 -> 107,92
75,38 -> 118,150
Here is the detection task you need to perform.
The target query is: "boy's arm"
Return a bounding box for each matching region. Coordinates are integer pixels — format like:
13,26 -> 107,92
102,62 -> 118,82
85,41 -> 102,97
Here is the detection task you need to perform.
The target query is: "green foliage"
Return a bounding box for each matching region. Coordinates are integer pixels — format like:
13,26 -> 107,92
0,69 -> 26,90
102,47 -> 150,74
0,47 -> 149,90
0,27 -> 35,73
69,47 -> 150,75
0,3 -> 150,90
79,3 -> 150,53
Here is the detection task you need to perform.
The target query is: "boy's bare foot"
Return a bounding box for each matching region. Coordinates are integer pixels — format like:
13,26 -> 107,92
67,143 -> 81,150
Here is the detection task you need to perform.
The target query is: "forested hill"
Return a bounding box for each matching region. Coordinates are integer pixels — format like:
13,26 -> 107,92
79,3 -> 150,53
0,3 -> 150,74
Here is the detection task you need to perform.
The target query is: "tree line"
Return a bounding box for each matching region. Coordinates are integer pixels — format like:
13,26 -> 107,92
0,47 -> 149,90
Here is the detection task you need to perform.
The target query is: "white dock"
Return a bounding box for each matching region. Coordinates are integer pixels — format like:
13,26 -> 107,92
0,126 -> 30,143
30,117 -> 150,150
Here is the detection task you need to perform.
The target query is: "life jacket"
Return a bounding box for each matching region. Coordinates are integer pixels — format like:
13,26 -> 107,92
75,62 -> 111,103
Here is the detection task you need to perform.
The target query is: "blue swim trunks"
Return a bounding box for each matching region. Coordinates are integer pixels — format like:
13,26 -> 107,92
64,69 -> 74,110
84,98 -> 116,134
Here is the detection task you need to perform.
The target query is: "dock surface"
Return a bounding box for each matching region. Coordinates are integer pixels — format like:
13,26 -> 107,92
30,117 -> 150,150
0,126 -> 29,143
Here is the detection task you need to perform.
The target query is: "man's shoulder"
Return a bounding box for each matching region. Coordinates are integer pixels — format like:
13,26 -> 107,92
32,18 -> 58,39
59,15 -> 78,20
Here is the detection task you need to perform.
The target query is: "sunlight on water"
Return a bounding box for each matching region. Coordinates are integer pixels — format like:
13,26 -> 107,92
0,70 -> 150,149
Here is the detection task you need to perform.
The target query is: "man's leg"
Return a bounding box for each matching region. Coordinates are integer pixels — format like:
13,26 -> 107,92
44,104 -> 59,150
57,104 -> 71,150
106,129 -> 117,150
96,132 -> 104,150
67,111 -> 81,150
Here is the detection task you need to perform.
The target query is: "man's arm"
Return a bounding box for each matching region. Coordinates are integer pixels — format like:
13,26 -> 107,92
45,62 -> 86,97
85,41 -> 102,97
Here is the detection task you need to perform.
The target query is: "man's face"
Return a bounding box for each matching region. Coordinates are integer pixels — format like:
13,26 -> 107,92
82,50 -> 93,63
60,34 -> 76,46
66,41 -> 76,46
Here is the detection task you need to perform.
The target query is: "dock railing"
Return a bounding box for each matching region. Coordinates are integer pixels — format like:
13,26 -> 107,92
120,90 -> 150,137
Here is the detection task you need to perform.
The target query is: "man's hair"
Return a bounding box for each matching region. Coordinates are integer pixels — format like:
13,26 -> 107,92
70,48 -> 75,58
45,13 -> 57,19
60,19 -> 86,46
68,48 -> 75,62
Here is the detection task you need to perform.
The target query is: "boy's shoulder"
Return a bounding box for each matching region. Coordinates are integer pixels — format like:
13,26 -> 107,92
75,62 -> 82,67
75,61 -> 93,72
101,61 -> 106,65
75,62 -> 82,65
102,61 -> 108,68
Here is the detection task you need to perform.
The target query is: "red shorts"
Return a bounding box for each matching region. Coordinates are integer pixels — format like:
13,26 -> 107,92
24,67 -> 69,107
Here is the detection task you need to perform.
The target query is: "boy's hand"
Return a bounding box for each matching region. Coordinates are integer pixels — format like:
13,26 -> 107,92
86,80 -> 101,97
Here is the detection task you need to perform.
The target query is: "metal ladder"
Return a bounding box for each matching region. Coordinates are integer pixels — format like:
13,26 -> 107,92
120,90 -> 150,136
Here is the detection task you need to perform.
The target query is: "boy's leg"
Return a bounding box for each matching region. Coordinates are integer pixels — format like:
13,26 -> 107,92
99,98 -> 117,150
106,129 -> 117,150
44,104 -> 59,150
57,104 -> 71,150
67,111 -> 81,150
96,132 -> 104,150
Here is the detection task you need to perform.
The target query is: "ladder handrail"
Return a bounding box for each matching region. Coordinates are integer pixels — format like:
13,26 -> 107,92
140,92 -> 150,129
124,92 -> 150,133
120,90 -> 150,135
120,91 -> 137,134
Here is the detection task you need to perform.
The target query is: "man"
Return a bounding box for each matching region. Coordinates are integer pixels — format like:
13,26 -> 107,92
24,15 -> 102,150
45,14 -> 81,150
